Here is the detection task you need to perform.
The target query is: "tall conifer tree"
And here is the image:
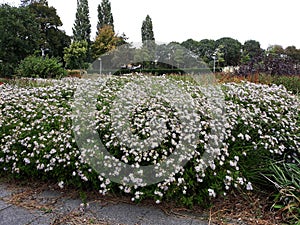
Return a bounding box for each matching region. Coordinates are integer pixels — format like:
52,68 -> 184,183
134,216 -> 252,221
72,0 -> 91,43
97,0 -> 114,34
141,15 -> 155,43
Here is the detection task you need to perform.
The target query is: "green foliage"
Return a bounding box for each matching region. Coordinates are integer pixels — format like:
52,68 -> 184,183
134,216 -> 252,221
64,40 -> 88,70
97,0 -> 114,33
181,39 -> 217,67
267,45 -> 285,55
21,0 -> 48,6
266,158 -> 300,224
17,55 -> 66,78
181,39 -> 201,56
0,2 -> 69,77
141,15 -> 155,43
213,45 -> 225,69
285,46 -> 300,65
270,75 -> 300,94
45,28 -> 71,63
215,37 -> 242,67
72,0 -> 91,43
180,39 -> 224,70
0,4 -> 40,77
198,39 -> 216,62
27,1 -> 71,61
92,25 -> 123,59
241,40 -> 263,63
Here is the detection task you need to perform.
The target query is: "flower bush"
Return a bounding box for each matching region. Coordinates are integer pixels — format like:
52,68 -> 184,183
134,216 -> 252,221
0,76 -> 299,207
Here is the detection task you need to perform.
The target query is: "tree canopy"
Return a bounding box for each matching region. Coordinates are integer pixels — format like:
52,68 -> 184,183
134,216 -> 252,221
91,25 -> 124,60
20,0 -> 48,6
1,2 -> 300,76
215,37 -> 242,67
0,4 -> 40,76
64,40 -> 88,70
27,1 -> 70,61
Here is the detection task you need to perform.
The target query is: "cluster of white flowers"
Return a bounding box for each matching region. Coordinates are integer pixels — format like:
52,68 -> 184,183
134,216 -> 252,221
0,79 -> 94,184
0,77 -> 299,203
223,82 -> 300,156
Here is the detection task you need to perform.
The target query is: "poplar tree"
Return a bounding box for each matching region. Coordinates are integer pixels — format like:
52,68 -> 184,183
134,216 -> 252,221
97,0 -> 114,33
141,15 -> 155,43
72,0 -> 91,43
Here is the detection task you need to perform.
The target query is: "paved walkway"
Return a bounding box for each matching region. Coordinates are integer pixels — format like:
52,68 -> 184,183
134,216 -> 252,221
0,183 -> 209,225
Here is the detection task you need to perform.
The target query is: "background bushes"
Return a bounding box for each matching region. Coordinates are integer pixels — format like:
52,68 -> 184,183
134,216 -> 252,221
17,56 -> 66,79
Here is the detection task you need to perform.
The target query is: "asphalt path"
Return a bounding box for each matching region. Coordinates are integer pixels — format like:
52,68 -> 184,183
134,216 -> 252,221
0,183 -> 209,225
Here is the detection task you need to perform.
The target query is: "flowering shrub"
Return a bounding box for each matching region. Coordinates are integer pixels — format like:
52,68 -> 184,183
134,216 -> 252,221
0,76 -> 299,207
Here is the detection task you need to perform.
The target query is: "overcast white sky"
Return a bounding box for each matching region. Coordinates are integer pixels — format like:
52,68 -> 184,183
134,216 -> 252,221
3,0 -> 300,49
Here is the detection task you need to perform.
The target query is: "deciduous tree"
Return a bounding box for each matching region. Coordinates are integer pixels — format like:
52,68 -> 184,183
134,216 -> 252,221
181,39 -> 201,56
27,1 -> 70,61
20,0 -> 47,6
241,40 -> 263,63
64,40 -> 88,72
0,4 -> 40,76
197,39 -> 216,66
285,46 -> 300,66
91,25 -> 125,60
215,37 -> 242,67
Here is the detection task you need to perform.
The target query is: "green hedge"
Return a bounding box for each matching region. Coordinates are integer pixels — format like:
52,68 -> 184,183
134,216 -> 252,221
17,56 -> 66,79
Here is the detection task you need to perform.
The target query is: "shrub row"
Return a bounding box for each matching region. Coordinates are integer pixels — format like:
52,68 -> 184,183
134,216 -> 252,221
0,76 -> 299,208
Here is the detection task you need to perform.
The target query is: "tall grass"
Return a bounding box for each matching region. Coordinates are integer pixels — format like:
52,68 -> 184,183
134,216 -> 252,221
264,158 -> 300,224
